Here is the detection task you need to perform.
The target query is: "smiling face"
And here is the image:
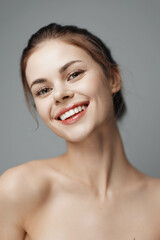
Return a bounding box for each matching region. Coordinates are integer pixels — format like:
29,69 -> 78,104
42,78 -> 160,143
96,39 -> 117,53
25,40 -> 119,142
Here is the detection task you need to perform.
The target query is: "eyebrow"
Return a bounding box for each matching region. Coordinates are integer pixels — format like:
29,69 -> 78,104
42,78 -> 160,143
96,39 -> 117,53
30,60 -> 82,89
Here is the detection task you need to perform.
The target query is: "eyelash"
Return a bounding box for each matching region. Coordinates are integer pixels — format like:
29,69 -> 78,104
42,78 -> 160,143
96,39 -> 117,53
68,70 -> 85,80
35,70 -> 85,96
35,87 -> 52,96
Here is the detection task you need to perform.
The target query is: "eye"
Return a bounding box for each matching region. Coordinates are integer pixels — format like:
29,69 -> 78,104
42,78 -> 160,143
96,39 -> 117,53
68,70 -> 85,81
35,87 -> 52,96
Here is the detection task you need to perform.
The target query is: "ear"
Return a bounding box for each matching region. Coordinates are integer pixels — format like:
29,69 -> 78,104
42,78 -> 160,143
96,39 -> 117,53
109,68 -> 122,94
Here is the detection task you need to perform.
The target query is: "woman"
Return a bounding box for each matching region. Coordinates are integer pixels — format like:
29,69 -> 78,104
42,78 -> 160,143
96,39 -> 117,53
0,23 -> 160,240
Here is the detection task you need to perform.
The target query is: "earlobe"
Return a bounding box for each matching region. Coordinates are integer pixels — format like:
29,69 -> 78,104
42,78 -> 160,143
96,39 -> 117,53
109,68 -> 122,94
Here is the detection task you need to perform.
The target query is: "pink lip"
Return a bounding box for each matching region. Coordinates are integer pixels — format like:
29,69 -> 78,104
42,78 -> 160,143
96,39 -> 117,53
60,105 -> 88,125
55,101 -> 89,120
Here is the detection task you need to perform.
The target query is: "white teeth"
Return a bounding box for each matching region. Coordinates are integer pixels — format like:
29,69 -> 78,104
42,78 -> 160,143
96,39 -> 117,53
61,115 -> 65,121
78,106 -> 82,111
75,107 -> 78,113
65,112 -> 70,118
69,109 -> 75,115
59,104 -> 87,120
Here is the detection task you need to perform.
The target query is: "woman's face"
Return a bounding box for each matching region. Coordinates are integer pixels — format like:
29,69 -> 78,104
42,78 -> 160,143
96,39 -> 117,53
26,40 -> 118,142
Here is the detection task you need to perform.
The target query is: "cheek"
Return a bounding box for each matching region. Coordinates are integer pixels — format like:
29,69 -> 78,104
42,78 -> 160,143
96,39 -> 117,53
81,72 -> 112,102
88,74 -> 114,119
78,73 -> 114,122
76,73 -> 104,98
34,99 -> 51,122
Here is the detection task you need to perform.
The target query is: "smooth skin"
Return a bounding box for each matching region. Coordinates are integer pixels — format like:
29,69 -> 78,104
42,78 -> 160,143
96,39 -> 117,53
0,40 -> 160,240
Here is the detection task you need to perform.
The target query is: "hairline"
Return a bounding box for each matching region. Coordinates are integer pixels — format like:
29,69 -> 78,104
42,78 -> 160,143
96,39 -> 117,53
23,36 -> 112,89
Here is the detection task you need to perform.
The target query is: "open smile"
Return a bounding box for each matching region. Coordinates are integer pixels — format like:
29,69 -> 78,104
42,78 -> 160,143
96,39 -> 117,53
55,101 -> 89,125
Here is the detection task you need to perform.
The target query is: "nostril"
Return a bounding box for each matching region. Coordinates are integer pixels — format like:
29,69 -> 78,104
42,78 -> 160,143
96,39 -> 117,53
63,96 -> 69,100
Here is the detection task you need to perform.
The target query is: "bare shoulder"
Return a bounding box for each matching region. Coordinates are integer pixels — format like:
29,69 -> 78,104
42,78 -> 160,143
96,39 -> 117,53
0,159 -> 59,237
138,173 -> 160,211
145,175 -> 160,198
129,167 -> 160,207
0,159 -> 55,212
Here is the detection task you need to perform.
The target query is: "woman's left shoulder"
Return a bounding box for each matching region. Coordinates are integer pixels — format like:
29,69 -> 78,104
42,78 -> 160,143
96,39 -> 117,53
146,175 -> 160,189
143,175 -> 160,202
142,176 -> 160,235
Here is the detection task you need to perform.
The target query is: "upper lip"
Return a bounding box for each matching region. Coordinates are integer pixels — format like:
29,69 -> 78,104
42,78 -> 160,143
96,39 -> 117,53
54,101 -> 90,120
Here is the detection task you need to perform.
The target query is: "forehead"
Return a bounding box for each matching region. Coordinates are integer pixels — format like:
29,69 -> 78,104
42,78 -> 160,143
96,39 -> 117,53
26,40 -> 94,78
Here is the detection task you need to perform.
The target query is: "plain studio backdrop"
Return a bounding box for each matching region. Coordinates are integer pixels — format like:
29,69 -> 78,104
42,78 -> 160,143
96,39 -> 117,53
0,0 -> 160,177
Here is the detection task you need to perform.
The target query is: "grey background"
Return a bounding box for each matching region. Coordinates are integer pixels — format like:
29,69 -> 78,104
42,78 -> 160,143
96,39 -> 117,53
0,0 -> 160,177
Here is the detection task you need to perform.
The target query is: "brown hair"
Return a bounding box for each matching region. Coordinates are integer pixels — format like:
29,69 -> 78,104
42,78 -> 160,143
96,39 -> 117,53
20,23 -> 126,125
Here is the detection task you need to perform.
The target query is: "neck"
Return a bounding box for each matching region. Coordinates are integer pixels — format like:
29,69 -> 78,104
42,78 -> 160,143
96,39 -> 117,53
64,120 -> 132,200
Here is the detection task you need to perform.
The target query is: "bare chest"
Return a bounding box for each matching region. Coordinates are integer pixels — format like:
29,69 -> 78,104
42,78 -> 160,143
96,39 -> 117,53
24,192 -> 159,240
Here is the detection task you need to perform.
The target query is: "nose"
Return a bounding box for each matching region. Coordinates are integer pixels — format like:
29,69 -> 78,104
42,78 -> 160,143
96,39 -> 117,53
53,84 -> 74,104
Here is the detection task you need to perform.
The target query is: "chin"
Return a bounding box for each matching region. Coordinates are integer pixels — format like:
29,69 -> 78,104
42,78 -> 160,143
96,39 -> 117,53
51,124 -> 94,143
65,133 -> 89,143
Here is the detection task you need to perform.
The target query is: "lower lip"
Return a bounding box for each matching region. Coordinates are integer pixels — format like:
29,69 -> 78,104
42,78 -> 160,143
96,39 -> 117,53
57,106 -> 88,125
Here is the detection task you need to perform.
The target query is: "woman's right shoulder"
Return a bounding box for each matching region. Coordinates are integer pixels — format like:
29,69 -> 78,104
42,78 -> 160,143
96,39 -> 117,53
0,160 -> 52,209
